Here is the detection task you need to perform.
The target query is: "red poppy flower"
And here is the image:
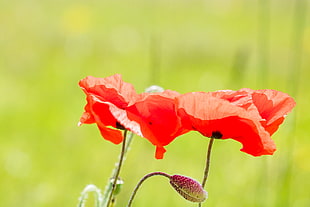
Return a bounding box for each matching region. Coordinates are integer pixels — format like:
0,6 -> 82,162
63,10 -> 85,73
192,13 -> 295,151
78,74 -> 141,144
211,89 -> 296,135
176,92 -> 277,156
113,90 -> 189,159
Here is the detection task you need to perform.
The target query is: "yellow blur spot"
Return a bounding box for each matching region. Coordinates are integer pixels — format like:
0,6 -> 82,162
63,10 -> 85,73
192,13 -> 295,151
62,4 -> 92,35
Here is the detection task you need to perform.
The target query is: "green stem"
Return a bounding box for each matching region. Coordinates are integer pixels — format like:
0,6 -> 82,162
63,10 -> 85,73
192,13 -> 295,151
124,131 -> 134,157
201,138 -> 215,188
127,172 -> 171,207
105,130 -> 128,207
102,131 -> 134,206
199,138 -> 215,207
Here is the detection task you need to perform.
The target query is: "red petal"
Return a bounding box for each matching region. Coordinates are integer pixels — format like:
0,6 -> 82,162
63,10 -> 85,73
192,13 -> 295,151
132,93 -> 185,145
212,88 -> 296,135
89,95 -> 119,127
262,117 -> 284,135
125,91 -> 189,159
79,96 -> 96,125
211,89 -> 261,118
155,146 -> 166,159
96,123 -> 124,144
251,90 -> 296,134
79,74 -> 137,108
108,103 -> 143,137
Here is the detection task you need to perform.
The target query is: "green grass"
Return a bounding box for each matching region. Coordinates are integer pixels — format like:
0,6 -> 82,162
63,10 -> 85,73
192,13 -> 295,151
1,0 -> 309,206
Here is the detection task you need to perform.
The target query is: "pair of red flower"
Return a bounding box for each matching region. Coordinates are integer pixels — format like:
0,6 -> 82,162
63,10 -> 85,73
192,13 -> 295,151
78,74 -> 296,159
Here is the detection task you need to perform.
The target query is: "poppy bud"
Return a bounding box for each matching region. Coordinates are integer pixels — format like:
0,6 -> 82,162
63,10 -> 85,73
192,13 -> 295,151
145,85 -> 164,93
169,175 -> 208,203
109,177 -> 124,195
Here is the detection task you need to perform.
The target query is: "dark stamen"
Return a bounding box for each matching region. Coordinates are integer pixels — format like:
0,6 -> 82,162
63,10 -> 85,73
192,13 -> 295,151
211,131 -> 223,139
116,122 -> 126,130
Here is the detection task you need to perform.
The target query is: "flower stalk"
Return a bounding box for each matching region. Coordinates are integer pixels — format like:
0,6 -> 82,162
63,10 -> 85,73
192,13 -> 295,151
127,172 -> 171,207
198,137 -> 215,207
103,130 -> 129,207
201,138 -> 215,188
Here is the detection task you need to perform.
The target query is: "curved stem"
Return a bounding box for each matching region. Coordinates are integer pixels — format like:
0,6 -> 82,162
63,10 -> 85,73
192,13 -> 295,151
78,184 -> 102,207
198,138 -> 215,207
106,130 -> 128,207
127,172 -> 171,207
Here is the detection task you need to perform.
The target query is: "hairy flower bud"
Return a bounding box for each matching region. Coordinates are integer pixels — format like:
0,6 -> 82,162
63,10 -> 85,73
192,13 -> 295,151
169,175 -> 207,203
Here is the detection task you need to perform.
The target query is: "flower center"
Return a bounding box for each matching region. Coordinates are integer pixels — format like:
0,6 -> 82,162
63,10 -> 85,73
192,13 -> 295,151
211,131 -> 223,139
116,122 -> 126,130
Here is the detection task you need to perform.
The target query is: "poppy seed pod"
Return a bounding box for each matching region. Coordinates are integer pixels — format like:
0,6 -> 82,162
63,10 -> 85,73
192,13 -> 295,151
169,175 -> 207,203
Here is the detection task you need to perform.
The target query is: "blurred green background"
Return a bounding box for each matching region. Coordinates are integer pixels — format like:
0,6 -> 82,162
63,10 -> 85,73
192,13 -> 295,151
1,0 -> 309,206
